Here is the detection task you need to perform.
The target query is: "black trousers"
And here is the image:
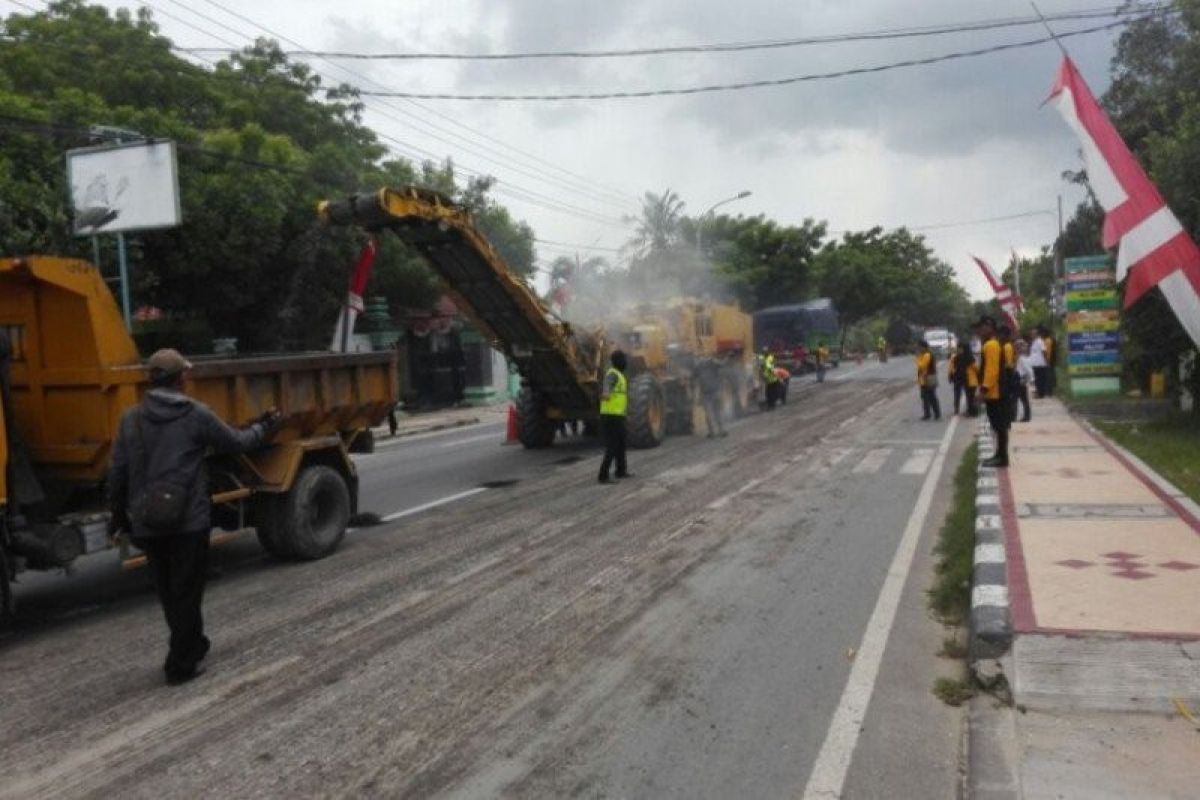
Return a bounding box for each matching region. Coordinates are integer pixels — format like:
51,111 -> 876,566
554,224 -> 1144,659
136,533 -> 211,676
1032,366 -> 1049,398
952,381 -> 964,414
1017,385 -> 1031,421
599,414 -> 627,479
920,386 -> 941,419
985,399 -> 1010,462
966,386 -> 978,416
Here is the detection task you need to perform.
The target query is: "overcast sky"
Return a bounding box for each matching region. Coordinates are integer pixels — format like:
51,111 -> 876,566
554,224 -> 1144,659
84,0 -> 1134,301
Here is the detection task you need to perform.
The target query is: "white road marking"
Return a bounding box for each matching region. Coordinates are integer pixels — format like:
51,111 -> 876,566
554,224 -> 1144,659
440,432 -> 503,449
814,447 -> 854,477
899,448 -> 934,475
851,448 -> 892,474
381,487 -> 489,523
802,415 -> 959,800
371,422 -> 503,450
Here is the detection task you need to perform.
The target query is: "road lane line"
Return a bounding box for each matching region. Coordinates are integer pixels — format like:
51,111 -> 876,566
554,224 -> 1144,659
851,448 -> 891,474
371,422 -> 504,450
802,415 -> 959,800
381,488 -> 488,523
900,447 -> 935,475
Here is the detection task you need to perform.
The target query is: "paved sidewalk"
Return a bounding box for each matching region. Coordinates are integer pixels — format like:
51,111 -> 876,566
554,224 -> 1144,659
968,396 -> 1200,799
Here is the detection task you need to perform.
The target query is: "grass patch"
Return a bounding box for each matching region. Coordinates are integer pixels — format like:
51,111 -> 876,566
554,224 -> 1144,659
1096,416 -> 1200,504
938,635 -> 968,660
927,442 -> 979,626
932,676 -> 976,707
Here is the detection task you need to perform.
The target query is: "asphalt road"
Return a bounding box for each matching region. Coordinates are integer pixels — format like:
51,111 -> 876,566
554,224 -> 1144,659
0,358 -> 970,799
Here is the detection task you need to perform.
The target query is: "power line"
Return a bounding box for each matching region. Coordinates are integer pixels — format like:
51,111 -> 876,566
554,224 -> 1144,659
184,0 -> 636,209
829,209 -> 1057,236
132,0 -> 636,226
174,4 -> 1169,61
534,238 -> 623,252
352,17 -> 1160,101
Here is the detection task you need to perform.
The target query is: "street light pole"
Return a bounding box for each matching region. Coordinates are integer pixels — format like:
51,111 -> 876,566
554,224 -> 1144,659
697,190 -> 752,255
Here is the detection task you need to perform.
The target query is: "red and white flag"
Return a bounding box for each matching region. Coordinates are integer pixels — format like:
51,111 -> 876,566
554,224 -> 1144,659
1047,56 -> 1200,347
330,238 -> 379,353
972,255 -> 1022,329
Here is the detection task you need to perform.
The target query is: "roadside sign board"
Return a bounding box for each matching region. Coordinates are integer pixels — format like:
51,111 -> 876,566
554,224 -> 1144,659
67,140 -> 181,235
1064,255 -> 1120,397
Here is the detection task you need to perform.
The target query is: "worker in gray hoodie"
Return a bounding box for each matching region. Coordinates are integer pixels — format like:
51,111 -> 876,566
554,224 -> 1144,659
108,349 -> 279,685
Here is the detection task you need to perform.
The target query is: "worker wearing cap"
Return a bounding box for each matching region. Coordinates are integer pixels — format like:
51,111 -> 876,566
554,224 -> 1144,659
108,349 -> 280,685
598,350 -> 631,483
976,318 -> 1010,467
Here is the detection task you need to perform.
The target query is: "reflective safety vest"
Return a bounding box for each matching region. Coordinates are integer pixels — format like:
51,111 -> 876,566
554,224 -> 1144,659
599,367 -> 628,416
762,354 -> 779,383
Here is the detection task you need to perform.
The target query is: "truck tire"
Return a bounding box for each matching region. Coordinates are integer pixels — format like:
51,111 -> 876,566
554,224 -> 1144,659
627,373 -> 666,448
0,544 -> 14,626
274,465 -> 351,560
516,388 -> 555,449
253,496 -> 293,558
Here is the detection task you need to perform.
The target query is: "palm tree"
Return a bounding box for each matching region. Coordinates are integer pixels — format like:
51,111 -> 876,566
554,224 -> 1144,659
623,189 -> 686,258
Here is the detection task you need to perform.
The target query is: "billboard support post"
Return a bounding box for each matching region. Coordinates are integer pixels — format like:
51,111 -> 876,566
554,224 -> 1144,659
116,232 -> 132,329
67,133 -> 181,332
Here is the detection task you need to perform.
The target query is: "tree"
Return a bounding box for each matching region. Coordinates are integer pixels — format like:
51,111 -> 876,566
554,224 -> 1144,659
0,1 -> 536,350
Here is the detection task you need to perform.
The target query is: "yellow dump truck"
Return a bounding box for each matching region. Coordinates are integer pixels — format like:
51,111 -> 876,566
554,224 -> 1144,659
0,256 -> 397,618
319,187 -> 758,449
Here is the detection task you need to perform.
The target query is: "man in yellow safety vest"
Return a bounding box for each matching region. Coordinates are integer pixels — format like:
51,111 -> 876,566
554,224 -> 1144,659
598,350 -> 631,484
761,347 -> 780,410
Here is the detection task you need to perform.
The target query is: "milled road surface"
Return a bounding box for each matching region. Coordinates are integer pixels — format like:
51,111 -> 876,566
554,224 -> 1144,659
0,360 -> 968,798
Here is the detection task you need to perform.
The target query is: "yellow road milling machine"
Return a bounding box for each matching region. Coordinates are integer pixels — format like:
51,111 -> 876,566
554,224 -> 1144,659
319,187 -> 756,450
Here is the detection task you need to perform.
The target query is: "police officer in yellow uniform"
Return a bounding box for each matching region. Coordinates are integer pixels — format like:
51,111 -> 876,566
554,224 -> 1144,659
978,317 -> 1010,467
598,350 -> 630,484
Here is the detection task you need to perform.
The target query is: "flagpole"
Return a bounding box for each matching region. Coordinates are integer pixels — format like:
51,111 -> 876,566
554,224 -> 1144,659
1030,2 -> 1070,56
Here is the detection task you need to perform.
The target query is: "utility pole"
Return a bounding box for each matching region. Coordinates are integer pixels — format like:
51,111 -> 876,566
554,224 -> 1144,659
697,190 -> 752,255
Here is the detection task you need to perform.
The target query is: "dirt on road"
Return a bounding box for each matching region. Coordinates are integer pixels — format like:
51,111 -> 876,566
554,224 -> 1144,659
0,375 -> 900,799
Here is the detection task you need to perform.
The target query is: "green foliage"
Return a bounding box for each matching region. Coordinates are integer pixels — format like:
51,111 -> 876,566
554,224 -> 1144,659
928,442 -> 978,625
0,1 -> 534,350
1098,416 -> 1200,503
813,227 -> 972,330
692,213 -> 826,309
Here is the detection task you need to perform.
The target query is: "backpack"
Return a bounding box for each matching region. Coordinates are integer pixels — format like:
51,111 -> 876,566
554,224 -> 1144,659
130,410 -> 189,534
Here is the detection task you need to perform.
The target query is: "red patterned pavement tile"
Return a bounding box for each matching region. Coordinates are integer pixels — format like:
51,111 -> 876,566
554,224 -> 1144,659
1111,568 -> 1156,581
1055,559 -> 1094,569
1158,561 -> 1200,572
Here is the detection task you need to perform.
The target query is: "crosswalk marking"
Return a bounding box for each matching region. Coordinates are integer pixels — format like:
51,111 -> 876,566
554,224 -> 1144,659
852,448 -> 892,474
900,448 -> 934,475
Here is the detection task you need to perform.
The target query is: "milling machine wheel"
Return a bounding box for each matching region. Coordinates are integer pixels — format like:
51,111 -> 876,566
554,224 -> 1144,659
627,373 -> 666,449
516,387 -> 555,449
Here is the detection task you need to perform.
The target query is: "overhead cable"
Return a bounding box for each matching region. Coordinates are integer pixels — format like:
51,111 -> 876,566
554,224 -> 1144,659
351,17 -> 1160,101
173,4 -> 1171,61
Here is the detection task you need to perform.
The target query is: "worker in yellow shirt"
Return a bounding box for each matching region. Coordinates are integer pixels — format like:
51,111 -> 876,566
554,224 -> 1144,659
977,316 -> 1010,467
948,341 -> 978,416
1040,326 -> 1057,397
999,323 -> 1019,423
915,340 -> 941,421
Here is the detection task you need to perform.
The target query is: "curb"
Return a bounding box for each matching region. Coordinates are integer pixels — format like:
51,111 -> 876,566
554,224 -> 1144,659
970,419 -> 1012,660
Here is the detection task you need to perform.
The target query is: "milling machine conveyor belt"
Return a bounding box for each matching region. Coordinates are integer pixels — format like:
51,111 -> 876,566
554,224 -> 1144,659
320,187 -> 600,416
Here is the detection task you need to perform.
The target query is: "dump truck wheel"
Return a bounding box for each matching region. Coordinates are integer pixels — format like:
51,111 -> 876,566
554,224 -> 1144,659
275,466 -> 350,560
253,496 -> 293,558
516,388 -> 555,449
627,373 -> 666,448
0,544 -> 14,626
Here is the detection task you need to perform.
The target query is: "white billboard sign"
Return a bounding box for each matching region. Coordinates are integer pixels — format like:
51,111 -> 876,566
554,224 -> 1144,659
67,140 -> 181,236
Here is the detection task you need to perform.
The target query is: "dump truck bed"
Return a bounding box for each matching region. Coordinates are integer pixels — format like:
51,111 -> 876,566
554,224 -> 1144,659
321,188 -> 601,417
0,256 -> 396,490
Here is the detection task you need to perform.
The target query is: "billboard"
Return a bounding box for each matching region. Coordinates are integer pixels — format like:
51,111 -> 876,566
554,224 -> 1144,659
1064,255 -> 1121,397
67,140 -> 181,235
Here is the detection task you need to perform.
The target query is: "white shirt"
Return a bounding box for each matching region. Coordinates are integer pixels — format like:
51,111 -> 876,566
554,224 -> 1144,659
1016,355 -> 1035,385
1028,337 -> 1046,368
